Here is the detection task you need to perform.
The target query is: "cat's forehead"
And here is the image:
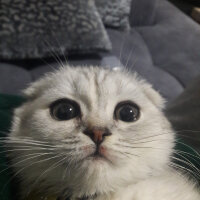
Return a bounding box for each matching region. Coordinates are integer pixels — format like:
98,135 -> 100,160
42,67 -> 144,101
25,66 -> 152,109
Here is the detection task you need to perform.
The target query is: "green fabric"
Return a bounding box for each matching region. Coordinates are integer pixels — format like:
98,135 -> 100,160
0,94 -> 25,200
0,94 -> 199,200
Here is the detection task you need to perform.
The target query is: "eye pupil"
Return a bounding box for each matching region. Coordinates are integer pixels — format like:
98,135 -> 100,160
50,99 -> 80,121
120,106 -> 135,122
115,102 -> 140,122
56,104 -> 73,120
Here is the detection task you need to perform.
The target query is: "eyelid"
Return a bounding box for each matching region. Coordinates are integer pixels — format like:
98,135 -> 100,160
49,98 -> 80,108
114,100 -> 140,110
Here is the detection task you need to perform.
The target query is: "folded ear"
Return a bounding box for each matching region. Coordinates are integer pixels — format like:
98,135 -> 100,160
141,81 -> 165,110
23,78 -> 50,100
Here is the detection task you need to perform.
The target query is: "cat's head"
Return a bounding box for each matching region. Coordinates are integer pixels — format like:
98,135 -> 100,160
9,66 -> 174,198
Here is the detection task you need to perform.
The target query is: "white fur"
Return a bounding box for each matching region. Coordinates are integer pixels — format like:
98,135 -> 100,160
8,66 -> 200,199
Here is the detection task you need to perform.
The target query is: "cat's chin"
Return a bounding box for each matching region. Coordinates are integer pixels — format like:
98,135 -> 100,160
85,155 -> 112,167
79,144 -> 116,166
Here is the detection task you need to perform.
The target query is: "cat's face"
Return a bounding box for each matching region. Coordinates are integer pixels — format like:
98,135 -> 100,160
9,66 -> 174,198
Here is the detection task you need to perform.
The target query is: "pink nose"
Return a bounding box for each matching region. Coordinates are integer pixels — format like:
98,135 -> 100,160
83,127 -> 111,145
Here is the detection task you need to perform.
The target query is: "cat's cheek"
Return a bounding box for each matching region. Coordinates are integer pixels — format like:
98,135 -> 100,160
26,109 -> 78,139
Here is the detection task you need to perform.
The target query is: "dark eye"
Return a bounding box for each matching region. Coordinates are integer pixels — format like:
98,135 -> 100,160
50,99 -> 81,121
114,101 -> 140,122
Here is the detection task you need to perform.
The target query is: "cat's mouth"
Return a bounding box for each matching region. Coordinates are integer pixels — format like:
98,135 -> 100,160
90,149 -> 105,159
89,153 -> 110,163
81,144 -> 112,164
87,145 -> 111,163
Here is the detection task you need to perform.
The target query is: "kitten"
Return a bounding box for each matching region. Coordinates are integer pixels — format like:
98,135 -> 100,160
7,66 -> 200,200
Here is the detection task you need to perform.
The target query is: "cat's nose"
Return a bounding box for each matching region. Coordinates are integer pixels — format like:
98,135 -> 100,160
83,127 -> 112,145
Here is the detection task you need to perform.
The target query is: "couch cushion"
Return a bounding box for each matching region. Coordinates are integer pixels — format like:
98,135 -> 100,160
0,0 -> 111,59
95,0 -> 132,30
130,0 -> 158,26
136,0 -> 200,87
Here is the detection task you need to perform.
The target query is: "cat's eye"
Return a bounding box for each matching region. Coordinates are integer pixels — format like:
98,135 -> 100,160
50,99 -> 81,121
114,101 -> 140,122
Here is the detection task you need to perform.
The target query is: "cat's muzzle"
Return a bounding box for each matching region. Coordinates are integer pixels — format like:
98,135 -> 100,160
83,127 -> 112,160
83,127 -> 112,145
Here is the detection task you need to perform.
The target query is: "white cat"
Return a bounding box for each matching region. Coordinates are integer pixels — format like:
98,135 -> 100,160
7,66 -> 200,200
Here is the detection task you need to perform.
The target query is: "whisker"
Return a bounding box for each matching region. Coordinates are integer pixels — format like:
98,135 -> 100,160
169,162 -> 200,180
61,140 -> 80,145
123,151 -> 140,157
124,46 -> 134,69
43,39 -> 65,68
2,142 -> 56,149
130,56 -> 138,71
0,136 -> 78,144
113,143 -> 167,151
175,141 -> 200,156
114,142 -> 200,171
1,153 -> 64,194
40,57 -> 59,71
62,144 -> 94,179
171,155 -> 200,177
113,150 -> 132,159
10,152 -> 55,161
0,152 -> 55,175
119,138 -> 174,145
109,146 -> 140,158
29,154 -> 68,194
175,150 -> 200,161
0,139 -> 79,150
62,157 -> 74,180
170,161 -> 200,179
45,23 -> 68,66
0,137 -> 49,142
119,34 -> 127,67
117,137 -> 200,178
0,137 -> 51,144
176,129 -> 200,133
115,143 -> 200,162
49,28 -> 68,66
0,148 -> 55,155
119,132 -> 170,143
175,133 -> 200,142
119,138 -> 200,156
